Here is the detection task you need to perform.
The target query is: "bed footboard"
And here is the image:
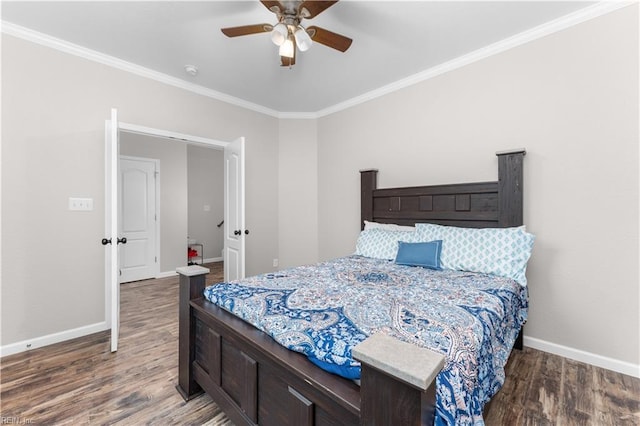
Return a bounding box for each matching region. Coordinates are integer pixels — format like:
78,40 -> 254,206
177,266 -> 444,426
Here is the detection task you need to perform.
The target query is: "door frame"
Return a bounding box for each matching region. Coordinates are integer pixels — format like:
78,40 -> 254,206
119,155 -> 161,283
105,117 -> 240,352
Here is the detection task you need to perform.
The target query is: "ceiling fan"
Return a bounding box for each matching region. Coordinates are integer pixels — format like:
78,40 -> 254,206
221,0 -> 352,67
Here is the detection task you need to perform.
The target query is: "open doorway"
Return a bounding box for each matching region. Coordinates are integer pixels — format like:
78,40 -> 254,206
187,145 -> 225,267
118,132 -> 224,278
104,110 -> 245,352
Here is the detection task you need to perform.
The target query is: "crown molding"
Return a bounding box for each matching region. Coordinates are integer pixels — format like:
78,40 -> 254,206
277,111 -> 318,119
1,1 -> 632,120
0,20 -> 281,118
315,1 -> 634,118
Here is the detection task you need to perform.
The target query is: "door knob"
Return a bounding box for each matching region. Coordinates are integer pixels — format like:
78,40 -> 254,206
101,238 -> 112,245
234,230 -> 241,236
117,237 -> 127,244
244,229 -> 250,235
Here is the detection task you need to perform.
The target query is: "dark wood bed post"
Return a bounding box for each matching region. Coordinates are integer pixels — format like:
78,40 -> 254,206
176,265 -> 209,401
497,148 -> 526,350
354,335 -> 443,426
360,169 -> 378,230
496,149 -> 526,227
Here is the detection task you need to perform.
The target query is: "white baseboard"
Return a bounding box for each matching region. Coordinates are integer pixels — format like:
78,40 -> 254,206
185,257 -> 223,265
524,336 -> 640,378
156,270 -> 178,279
0,321 -> 109,358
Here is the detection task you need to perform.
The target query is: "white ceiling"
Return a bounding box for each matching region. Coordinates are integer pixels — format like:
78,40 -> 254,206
2,1 -> 596,114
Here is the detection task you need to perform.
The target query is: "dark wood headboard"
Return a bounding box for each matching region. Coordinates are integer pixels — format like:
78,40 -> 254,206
360,149 -> 525,230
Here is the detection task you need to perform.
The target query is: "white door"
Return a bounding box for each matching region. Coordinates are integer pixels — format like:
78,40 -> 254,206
224,137 -> 245,282
104,108 -> 120,352
119,157 -> 158,283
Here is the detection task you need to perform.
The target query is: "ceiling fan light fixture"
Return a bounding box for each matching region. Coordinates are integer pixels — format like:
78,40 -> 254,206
271,23 -> 288,46
279,36 -> 295,58
294,26 -> 313,52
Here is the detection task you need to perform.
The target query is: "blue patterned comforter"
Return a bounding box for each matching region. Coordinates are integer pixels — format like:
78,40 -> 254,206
203,255 -> 527,425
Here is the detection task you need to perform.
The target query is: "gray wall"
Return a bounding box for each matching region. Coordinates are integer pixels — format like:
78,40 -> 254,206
278,119 -> 318,269
1,34 -> 279,347
120,133 -> 188,273
317,6 -> 638,366
188,145 -> 224,261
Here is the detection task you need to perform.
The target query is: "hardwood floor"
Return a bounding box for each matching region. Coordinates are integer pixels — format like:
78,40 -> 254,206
0,262 -> 230,425
2,262 -> 638,425
485,348 -> 640,425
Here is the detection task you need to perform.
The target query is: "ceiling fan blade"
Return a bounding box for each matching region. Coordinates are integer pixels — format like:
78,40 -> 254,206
307,26 -> 352,52
221,24 -> 273,38
260,0 -> 283,14
299,1 -> 338,19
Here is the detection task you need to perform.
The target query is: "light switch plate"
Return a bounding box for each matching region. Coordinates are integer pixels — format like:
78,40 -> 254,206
69,197 -> 94,211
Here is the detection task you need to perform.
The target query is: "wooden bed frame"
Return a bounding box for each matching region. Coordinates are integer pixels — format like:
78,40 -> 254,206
177,149 -> 526,425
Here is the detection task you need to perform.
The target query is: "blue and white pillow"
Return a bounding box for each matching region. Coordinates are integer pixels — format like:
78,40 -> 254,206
415,223 -> 535,286
355,228 -> 418,260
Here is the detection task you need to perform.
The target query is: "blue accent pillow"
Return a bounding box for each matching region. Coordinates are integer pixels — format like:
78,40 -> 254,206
395,240 -> 443,270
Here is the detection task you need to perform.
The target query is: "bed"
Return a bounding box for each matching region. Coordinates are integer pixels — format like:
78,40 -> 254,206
177,149 -> 529,425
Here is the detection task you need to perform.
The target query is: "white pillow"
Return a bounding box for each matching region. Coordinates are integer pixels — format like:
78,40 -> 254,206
364,220 -> 415,232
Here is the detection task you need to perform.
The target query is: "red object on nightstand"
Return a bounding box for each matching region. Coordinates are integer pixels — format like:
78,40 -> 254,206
188,248 -> 198,258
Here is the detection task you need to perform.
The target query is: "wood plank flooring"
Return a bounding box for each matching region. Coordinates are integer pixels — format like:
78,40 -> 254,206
485,348 -> 640,425
1,262 -> 230,425
2,261 -> 638,425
